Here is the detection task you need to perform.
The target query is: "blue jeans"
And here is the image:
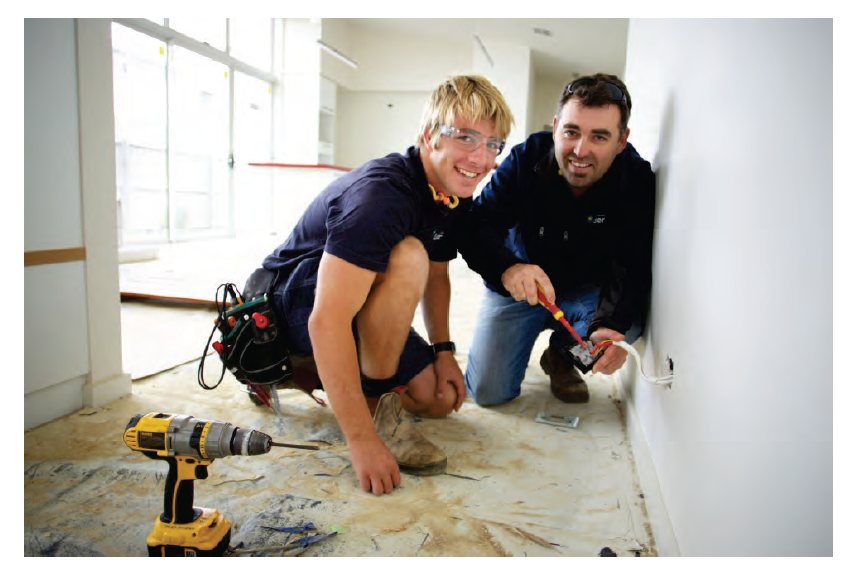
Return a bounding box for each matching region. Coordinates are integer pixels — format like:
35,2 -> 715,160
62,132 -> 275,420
464,284 -> 643,406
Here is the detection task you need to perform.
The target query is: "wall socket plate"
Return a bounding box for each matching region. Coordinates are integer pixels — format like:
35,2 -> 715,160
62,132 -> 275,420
664,354 -> 674,375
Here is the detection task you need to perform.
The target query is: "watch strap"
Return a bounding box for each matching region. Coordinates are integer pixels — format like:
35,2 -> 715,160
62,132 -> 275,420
432,341 -> 456,355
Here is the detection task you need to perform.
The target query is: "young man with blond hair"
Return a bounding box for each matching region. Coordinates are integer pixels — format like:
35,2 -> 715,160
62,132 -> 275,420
262,75 -> 513,496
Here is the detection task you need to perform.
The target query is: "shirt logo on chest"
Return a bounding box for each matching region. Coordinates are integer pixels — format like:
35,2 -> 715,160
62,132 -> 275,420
587,215 -> 607,225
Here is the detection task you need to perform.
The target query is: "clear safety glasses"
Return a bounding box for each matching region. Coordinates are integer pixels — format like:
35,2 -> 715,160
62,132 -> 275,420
438,125 -> 505,157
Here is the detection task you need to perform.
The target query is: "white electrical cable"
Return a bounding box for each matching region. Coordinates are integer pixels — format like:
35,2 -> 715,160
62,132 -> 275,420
613,341 -> 674,386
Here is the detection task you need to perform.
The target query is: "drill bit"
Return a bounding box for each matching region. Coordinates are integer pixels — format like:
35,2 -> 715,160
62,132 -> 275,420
270,441 -> 319,450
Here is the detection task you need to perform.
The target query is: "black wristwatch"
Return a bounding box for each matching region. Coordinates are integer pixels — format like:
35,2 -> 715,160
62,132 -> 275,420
431,341 -> 456,356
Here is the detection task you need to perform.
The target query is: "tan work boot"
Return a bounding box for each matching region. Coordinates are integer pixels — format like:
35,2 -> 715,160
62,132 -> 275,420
373,392 -> 447,476
539,346 -> 589,403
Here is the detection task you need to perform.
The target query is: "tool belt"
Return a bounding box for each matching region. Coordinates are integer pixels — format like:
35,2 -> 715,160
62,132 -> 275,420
198,268 -> 293,390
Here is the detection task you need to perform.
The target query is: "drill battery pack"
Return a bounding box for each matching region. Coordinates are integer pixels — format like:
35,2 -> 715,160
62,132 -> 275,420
559,338 -> 604,374
147,507 -> 232,557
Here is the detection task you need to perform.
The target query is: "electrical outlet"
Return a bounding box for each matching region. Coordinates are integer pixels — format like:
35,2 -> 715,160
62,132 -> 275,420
663,354 -> 674,375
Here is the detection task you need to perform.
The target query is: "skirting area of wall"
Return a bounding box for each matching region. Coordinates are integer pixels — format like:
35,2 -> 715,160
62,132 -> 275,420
25,373 -> 133,431
25,375 -> 87,431
84,373 -> 133,410
615,338 -> 681,557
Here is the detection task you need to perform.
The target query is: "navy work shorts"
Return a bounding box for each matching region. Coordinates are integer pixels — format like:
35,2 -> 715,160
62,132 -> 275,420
271,259 -> 434,389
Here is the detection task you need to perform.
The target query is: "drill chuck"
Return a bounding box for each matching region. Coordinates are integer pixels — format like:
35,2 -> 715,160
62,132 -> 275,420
231,427 -> 273,456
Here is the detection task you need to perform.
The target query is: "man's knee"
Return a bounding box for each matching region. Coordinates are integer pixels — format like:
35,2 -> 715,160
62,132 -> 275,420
385,236 -> 429,291
400,390 -> 455,418
401,365 -> 457,418
391,235 -> 428,260
467,385 -> 517,408
463,352 -> 522,407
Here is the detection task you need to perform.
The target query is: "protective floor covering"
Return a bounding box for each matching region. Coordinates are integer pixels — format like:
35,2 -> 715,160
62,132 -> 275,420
24,357 -> 653,557
24,241 -> 655,557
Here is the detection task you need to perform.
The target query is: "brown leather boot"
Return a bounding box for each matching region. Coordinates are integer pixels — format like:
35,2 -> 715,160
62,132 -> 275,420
373,392 -> 447,476
539,346 -> 589,403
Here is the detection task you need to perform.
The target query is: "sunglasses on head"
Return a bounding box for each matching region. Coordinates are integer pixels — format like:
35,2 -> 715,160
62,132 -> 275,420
564,78 -> 627,104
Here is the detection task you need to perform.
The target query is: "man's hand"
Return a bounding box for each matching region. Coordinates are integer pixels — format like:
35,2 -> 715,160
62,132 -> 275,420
590,327 -> 628,375
501,264 -> 555,305
433,351 -> 465,412
350,438 -> 402,496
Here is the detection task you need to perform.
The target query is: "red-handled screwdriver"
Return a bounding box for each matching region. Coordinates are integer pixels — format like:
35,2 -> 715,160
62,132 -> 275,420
536,286 -> 588,349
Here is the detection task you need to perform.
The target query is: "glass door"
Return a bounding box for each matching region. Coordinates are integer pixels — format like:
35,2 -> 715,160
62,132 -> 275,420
112,18 -> 276,244
233,72 -> 274,236
112,24 -> 168,245
169,47 -> 231,240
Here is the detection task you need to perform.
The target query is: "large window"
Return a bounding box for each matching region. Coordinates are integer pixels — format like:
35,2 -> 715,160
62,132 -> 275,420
113,24 -> 168,243
112,18 -> 275,244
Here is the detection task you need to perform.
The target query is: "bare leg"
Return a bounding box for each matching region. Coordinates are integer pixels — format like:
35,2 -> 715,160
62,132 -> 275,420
356,236 -> 429,380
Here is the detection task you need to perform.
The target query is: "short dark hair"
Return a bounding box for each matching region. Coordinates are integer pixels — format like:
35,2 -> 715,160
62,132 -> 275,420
557,73 -> 632,134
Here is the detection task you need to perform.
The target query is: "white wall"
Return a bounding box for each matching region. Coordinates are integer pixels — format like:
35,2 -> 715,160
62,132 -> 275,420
621,19 -> 832,556
25,19 -> 84,253
24,19 -> 131,430
471,37 -> 531,156
278,18 -> 322,165
319,17 -> 357,90
336,90 -> 429,168
332,22 -> 548,171
530,75 -> 571,135
341,23 -> 471,93
331,22 -> 471,169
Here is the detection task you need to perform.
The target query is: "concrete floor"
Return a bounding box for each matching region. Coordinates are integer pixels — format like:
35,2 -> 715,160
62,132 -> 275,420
23,238 -> 655,557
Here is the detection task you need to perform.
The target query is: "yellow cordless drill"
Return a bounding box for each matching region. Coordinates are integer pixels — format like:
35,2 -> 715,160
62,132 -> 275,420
123,412 -> 317,557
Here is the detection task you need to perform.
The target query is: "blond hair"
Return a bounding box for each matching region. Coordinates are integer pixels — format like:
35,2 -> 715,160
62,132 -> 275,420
416,75 -> 514,149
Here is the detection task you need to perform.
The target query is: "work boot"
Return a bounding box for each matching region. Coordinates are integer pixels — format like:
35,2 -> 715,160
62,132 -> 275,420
373,392 -> 447,476
539,346 -> 589,403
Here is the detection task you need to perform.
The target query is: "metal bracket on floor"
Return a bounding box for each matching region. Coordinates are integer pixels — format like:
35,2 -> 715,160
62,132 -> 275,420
535,412 -> 580,429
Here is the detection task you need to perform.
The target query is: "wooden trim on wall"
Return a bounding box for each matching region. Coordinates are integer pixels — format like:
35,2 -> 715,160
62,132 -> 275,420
24,247 -> 87,267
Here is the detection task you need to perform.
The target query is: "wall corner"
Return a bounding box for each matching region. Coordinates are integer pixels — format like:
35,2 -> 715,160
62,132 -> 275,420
84,373 -> 132,409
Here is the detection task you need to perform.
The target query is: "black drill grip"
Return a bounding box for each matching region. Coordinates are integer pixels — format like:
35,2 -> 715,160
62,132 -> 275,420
160,457 -> 206,525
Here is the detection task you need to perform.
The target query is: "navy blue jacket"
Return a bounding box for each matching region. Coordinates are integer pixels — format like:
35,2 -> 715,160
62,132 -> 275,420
458,131 -> 655,335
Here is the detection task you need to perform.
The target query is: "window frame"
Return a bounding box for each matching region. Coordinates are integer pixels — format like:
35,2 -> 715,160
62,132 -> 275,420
112,18 -> 277,243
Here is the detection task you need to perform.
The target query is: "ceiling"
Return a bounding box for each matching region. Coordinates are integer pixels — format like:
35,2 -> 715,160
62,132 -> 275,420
348,18 -> 630,80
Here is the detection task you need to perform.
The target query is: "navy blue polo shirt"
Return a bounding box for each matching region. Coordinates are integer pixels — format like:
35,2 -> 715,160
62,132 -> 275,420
263,146 -> 460,304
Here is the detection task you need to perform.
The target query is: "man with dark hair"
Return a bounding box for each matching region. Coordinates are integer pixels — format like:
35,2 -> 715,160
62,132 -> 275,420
459,73 -> 655,406
261,75 -> 514,495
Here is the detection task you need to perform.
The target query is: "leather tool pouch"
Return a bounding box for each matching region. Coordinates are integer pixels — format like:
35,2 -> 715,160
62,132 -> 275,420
198,268 -> 293,390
